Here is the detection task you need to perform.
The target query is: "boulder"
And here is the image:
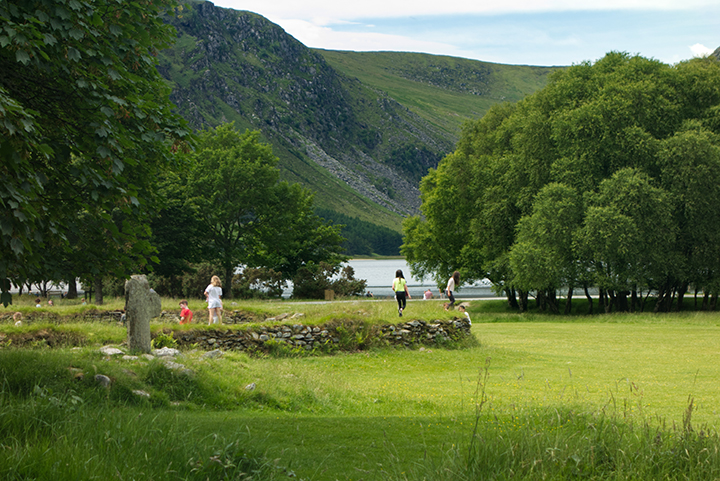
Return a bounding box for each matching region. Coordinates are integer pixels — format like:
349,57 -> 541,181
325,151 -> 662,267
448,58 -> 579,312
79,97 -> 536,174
99,346 -> 124,356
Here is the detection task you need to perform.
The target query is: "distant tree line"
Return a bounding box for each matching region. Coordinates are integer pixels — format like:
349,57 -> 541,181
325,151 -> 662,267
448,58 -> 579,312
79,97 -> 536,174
315,208 -> 402,256
403,53 -> 720,314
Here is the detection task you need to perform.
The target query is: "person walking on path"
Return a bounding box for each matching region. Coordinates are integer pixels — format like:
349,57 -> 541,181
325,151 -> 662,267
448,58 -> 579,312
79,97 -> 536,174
392,269 -> 411,317
204,275 -> 223,325
444,271 -> 460,311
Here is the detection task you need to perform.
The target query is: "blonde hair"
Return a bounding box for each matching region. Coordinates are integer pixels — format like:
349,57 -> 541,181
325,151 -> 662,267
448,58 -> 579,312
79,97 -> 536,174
211,275 -> 222,287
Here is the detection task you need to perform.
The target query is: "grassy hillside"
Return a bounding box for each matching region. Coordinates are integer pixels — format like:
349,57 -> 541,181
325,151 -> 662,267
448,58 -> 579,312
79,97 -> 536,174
159,2 -> 558,234
318,50 -> 559,139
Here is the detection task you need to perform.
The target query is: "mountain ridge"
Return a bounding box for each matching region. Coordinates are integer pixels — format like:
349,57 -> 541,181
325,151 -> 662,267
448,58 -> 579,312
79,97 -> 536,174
159,1 -> 557,230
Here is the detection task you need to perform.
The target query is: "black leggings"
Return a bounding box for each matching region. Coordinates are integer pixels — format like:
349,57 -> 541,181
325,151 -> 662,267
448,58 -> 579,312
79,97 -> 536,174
396,291 -> 407,310
447,291 -> 456,307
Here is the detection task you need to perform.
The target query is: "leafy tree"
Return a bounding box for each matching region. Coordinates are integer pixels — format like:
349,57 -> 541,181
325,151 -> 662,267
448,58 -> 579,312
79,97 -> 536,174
232,267 -> 285,299
575,168 -> 677,311
146,171 -> 204,296
0,0 -> 190,305
658,124 -> 720,309
257,182 -> 346,279
509,183 -> 583,313
403,53 -> 720,312
185,125 -> 278,297
292,262 -> 366,299
185,123 -> 346,298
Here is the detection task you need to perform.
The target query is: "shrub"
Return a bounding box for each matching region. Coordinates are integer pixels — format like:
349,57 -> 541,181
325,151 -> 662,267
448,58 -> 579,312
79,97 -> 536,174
292,262 -> 366,299
151,332 -> 177,349
232,267 -> 286,299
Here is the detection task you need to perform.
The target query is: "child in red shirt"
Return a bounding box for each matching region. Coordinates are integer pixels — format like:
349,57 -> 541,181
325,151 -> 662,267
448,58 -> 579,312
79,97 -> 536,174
179,300 -> 193,324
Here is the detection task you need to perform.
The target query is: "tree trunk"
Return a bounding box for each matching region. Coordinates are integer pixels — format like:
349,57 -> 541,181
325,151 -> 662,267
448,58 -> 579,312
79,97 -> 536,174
506,288 -> 519,310
598,288 -> 606,313
616,291 -> 629,312
675,282 -> 688,312
537,289 -> 546,311
702,291 -> 710,310
548,289 -> 559,314
584,286 -> 593,315
654,286 -> 666,313
711,293 -> 718,311
66,278 -> 78,299
519,290 -> 529,312
631,290 -> 638,312
606,290 -> 615,313
94,276 -> 104,305
564,287 -> 573,315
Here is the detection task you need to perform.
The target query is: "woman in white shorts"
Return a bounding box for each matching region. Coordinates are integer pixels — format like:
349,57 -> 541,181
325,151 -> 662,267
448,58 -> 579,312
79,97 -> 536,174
204,275 -> 223,325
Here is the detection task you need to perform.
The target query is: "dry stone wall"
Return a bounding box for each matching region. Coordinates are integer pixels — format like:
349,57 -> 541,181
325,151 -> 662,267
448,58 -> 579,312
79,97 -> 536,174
172,318 -> 472,352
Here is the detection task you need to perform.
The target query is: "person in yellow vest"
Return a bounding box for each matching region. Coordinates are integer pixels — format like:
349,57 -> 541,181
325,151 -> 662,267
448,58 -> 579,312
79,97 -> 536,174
392,269 -> 411,317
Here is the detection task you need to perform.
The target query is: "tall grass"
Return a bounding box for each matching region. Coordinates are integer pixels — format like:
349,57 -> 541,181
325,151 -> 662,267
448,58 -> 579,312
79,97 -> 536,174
0,393 -> 282,480
4,300 -> 720,479
390,406 -> 720,480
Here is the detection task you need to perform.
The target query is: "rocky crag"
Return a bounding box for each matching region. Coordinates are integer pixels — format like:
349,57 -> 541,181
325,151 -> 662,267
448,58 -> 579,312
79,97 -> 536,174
160,1 -> 452,218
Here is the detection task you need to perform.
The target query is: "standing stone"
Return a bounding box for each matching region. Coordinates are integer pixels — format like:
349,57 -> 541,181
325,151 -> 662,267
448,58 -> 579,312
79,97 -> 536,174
125,275 -> 162,353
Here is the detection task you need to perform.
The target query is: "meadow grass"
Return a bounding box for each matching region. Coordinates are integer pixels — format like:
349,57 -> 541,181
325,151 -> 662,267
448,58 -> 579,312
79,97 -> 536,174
2,297 -> 720,479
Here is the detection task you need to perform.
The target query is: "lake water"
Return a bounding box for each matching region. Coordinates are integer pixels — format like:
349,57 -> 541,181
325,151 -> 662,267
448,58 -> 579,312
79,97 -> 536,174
343,258 -> 498,299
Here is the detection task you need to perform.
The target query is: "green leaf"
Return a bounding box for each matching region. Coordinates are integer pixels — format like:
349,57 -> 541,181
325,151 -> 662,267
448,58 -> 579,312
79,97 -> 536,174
10,238 -> 24,255
1,291 -> 12,308
68,28 -> 84,40
97,146 -> 112,158
67,47 -> 81,62
15,50 -> 30,64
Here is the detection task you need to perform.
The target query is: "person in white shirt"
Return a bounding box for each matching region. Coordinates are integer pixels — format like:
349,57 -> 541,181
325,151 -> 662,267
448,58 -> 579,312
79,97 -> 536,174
444,271 -> 460,311
204,275 -> 223,325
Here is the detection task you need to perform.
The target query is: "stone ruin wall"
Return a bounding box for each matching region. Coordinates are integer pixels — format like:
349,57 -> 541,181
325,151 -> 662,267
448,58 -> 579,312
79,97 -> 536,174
172,318 -> 472,352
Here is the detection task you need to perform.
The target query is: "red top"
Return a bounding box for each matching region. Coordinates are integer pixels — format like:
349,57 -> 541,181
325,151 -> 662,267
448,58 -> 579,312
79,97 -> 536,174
180,307 -> 193,324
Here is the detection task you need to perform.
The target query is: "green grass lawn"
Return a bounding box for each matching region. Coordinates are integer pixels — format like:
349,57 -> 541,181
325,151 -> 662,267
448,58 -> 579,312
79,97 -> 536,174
2,299 -> 720,479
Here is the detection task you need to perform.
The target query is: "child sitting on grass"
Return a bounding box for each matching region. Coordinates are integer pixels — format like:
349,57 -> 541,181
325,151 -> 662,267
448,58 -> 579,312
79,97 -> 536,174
179,300 -> 193,324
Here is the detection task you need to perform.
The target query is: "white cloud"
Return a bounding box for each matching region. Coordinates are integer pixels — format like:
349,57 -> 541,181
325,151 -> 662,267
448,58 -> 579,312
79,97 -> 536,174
206,0 -> 720,66
214,0 -> 719,22
690,43 -> 714,57
280,19 -> 473,58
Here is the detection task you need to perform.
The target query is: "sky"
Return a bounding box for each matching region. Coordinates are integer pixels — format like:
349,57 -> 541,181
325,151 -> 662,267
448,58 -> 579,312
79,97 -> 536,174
210,0 -> 719,66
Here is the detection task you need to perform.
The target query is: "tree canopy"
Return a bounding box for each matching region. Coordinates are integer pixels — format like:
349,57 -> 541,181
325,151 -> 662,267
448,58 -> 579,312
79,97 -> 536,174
0,0 -> 190,305
403,52 -> 720,313
174,123 -> 346,298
